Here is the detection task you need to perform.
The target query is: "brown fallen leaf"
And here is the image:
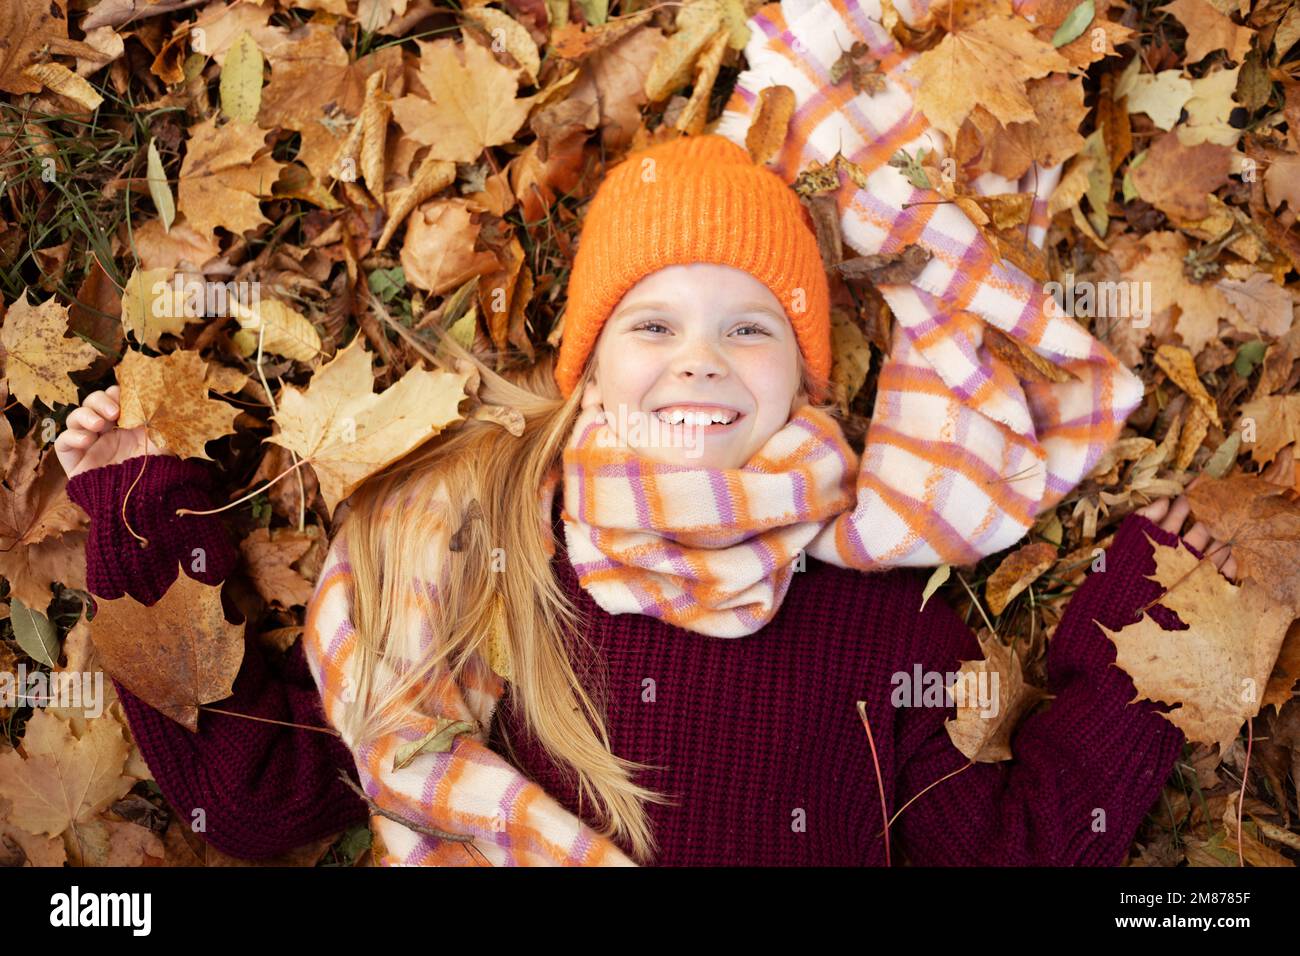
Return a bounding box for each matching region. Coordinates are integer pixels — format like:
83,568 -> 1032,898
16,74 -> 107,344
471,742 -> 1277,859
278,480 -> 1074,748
1235,395 -> 1300,467
0,290 -> 100,409
115,349 -> 241,461
120,266 -> 193,348
88,563 -> 246,732
1099,534 -> 1293,754
907,7 -> 1069,146
391,35 -> 539,164
0,424 -> 88,610
985,540 -> 1059,615
177,114 -> 285,241
1154,343 -> 1222,427
1183,473 -> 1300,615
266,335 -> 471,516
399,199 -> 502,295
943,627 -> 1051,762
1130,130 -> 1232,221
0,709 -> 133,843
239,525 -> 317,608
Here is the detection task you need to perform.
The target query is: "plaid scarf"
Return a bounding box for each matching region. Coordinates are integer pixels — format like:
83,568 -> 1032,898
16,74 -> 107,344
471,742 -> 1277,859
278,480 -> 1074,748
560,399 -> 862,637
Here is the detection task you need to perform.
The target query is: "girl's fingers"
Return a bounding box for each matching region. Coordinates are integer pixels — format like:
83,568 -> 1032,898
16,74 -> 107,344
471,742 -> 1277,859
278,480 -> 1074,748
1183,520 -> 1211,552
1221,554 -> 1238,580
1160,495 -> 1191,534
1204,539 -> 1230,570
1135,497 -> 1170,522
66,406 -> 111,433
84,390 -> 120,420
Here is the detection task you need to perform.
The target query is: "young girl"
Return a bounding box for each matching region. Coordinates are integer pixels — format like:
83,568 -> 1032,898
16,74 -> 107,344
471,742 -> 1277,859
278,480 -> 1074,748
53,0 -> 1240,866
58,133 -> 1237,867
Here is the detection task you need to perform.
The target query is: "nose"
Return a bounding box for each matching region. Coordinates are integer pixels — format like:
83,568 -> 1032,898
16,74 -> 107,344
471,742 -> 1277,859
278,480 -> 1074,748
672,336 -> 727,383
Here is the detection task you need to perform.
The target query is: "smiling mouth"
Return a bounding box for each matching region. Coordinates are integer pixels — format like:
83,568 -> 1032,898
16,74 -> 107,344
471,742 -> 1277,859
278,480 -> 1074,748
652,406 -> 744,428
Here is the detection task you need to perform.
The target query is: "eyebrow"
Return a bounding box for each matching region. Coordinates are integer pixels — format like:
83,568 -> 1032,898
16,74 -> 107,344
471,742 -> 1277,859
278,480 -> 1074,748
614,301 -> 785,320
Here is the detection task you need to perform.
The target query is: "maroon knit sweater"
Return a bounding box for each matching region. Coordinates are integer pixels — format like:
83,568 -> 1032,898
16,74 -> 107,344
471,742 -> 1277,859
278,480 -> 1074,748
68,455 -> 1195,864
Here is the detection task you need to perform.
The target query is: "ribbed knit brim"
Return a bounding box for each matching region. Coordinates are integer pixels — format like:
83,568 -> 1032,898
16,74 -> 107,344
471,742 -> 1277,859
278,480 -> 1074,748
555,134 -> 832,402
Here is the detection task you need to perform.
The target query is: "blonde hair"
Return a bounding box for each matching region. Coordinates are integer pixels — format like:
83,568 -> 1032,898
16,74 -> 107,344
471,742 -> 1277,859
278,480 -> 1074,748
335,318 -> 836,864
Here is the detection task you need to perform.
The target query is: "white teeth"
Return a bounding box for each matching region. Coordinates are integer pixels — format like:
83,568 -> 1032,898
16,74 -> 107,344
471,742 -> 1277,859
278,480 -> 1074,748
655,407 -> 737,426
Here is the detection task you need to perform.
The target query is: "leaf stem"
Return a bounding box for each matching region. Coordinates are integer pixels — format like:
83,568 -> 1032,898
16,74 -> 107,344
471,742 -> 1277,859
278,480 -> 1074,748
175,456 -> 311,516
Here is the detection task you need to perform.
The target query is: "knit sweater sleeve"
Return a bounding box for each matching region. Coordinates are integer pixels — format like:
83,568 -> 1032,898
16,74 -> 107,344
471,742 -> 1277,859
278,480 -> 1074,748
887,511 -> 1193,866
65,455 -> 369,859
300,489 -> 637,867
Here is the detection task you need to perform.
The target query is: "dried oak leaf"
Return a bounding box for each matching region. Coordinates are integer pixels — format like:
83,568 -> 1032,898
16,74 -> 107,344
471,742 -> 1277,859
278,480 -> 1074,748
1098,535 -> 1293,754
115,349 -> 241,461
88,563 -> 246,732
266,335 -> 471,517
177,114 -> 286,241
0,290 -> 100,409
1184,474 -> 1300,615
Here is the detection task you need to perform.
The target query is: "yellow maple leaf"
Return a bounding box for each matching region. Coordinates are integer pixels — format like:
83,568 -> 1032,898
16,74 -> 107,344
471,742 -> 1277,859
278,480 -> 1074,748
1098,535 -> 1293,754
0,709 -> 132,840
178,114 -> 285,240
0,290 -> 99,409
907,14 -> 1069,146
266,336 -> 471,517
114,349 -> 241,461
391,35 -> 539,164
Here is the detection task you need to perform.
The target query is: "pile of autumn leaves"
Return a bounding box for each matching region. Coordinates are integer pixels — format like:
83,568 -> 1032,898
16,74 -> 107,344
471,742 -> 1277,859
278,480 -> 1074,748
1,0 -> 1299,866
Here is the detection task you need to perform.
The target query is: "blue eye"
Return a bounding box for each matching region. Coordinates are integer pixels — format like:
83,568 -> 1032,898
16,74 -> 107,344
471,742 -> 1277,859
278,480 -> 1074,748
734,323 -> 770,336
634,321 -> 670,334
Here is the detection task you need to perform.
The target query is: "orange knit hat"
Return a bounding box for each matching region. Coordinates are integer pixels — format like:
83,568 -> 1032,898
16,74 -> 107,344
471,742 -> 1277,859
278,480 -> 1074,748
554,134 -> 832,402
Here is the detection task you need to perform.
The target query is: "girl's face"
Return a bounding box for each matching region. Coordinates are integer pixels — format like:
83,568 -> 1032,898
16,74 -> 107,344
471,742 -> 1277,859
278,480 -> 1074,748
586,263 -> 803,470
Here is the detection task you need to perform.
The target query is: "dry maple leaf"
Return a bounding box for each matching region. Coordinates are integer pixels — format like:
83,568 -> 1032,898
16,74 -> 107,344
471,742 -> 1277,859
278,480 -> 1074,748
944,628 -> 1051,762
391,35 -> 539,164
907,13 -> 1069,146
1184,474 -> 1300,615
1235,395 -> 1300,467
177,114 -> 286,241
0,709 -> 132,841
239,526 -> 317,608
114,349 -> 241,461
88,563 -> 246,732
0,290 -> 100,408
1105,231 -> 1238,355
0,426 -> 87,610
1098,535 -> 1293,754
266,336 -> 471,516
1158,0 -> 1254,66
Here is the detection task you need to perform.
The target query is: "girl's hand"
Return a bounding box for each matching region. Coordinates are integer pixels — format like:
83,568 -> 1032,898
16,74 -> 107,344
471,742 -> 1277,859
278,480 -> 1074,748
54,385 -> 171,480
1133,477 -> 1237,582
